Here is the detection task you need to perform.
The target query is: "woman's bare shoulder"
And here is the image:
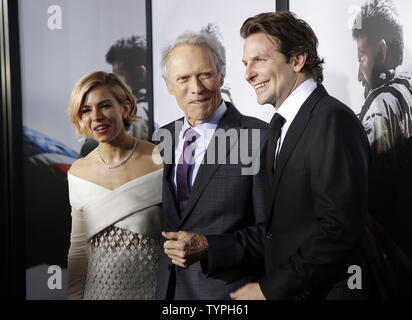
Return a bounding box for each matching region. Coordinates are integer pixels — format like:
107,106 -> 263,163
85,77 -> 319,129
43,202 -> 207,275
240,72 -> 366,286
137,140 -> 164,171
69,150 -> 97,177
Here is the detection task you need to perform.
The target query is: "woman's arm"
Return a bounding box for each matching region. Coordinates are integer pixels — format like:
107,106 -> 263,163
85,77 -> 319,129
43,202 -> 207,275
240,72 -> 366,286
67,207 -> 88,300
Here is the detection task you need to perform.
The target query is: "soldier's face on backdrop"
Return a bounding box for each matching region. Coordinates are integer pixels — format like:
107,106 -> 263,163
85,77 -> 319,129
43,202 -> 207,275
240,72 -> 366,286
112,62 -> 145,96
166,44 -> 224,127
357,36 -> 381,97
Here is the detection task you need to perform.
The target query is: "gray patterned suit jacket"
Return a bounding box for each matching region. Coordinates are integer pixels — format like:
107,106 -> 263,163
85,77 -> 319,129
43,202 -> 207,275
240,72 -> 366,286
154,102 -> 268,300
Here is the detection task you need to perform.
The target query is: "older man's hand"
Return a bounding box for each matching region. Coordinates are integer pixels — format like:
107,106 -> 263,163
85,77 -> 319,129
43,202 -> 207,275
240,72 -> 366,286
162,231 -> 208,268
230,282 -> 266,300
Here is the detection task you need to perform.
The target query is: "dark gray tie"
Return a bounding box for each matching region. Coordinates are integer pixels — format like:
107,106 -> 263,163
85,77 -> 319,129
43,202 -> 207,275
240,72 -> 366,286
176,128 -> 199,216
266,113 -> 286,177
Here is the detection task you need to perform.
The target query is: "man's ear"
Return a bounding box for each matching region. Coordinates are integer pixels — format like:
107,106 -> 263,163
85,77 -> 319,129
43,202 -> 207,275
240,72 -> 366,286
291,52 -> 307,73
378,39 -> 387,64
137,65 -> 147,82
218,73 -> 224,87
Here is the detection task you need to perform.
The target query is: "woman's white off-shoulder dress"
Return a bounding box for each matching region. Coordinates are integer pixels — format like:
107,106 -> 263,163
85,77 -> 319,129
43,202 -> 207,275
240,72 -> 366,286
67,169 -> 163,300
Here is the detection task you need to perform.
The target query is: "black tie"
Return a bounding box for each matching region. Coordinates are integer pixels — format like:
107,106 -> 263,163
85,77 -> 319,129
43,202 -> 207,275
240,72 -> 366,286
266,113 -> 286,178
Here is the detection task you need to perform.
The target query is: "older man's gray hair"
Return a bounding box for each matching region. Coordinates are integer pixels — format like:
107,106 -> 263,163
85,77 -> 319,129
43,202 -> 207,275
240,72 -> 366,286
160,24 -> 226,81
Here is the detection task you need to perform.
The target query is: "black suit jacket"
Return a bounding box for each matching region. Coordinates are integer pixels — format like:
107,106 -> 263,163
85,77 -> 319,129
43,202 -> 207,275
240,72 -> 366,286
154,102 -> 268,300
260,85 -> 373,300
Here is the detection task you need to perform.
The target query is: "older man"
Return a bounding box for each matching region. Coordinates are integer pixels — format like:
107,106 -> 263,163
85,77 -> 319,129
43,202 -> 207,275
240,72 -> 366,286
153,26 -> 268,300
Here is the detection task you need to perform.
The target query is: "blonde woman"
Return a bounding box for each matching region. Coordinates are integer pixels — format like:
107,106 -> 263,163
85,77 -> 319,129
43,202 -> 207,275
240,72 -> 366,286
67,71 -> 163,299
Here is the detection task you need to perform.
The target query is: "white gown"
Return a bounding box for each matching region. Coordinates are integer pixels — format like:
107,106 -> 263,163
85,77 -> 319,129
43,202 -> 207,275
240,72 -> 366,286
67,169 -> 163,300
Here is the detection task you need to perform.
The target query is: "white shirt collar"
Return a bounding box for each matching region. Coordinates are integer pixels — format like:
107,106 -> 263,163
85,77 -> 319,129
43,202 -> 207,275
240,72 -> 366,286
276,78 -> 317,125
180,100 -> 227,140
174,100 -> 227,190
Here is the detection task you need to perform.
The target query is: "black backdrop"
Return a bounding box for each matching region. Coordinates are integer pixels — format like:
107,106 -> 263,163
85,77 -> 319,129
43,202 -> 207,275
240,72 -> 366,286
1,0 -> 25,300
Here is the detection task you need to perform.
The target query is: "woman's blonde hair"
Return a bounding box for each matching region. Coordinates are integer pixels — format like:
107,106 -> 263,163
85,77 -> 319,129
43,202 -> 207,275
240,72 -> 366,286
68,71 -> 138,137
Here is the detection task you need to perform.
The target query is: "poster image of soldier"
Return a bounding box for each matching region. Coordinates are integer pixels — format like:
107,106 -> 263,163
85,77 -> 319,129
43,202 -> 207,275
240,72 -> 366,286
352,0 -> 412,298
352,0 -> 412,255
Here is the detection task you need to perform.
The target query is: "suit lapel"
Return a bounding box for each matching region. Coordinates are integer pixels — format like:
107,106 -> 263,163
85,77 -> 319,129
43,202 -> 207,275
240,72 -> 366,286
265,85 -> 328,233
178,102 -> 242,228
163,120 -> 183,227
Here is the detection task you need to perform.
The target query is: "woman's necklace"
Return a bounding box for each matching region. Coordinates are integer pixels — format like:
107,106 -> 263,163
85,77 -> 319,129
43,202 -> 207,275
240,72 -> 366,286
97,138 -> 138,169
